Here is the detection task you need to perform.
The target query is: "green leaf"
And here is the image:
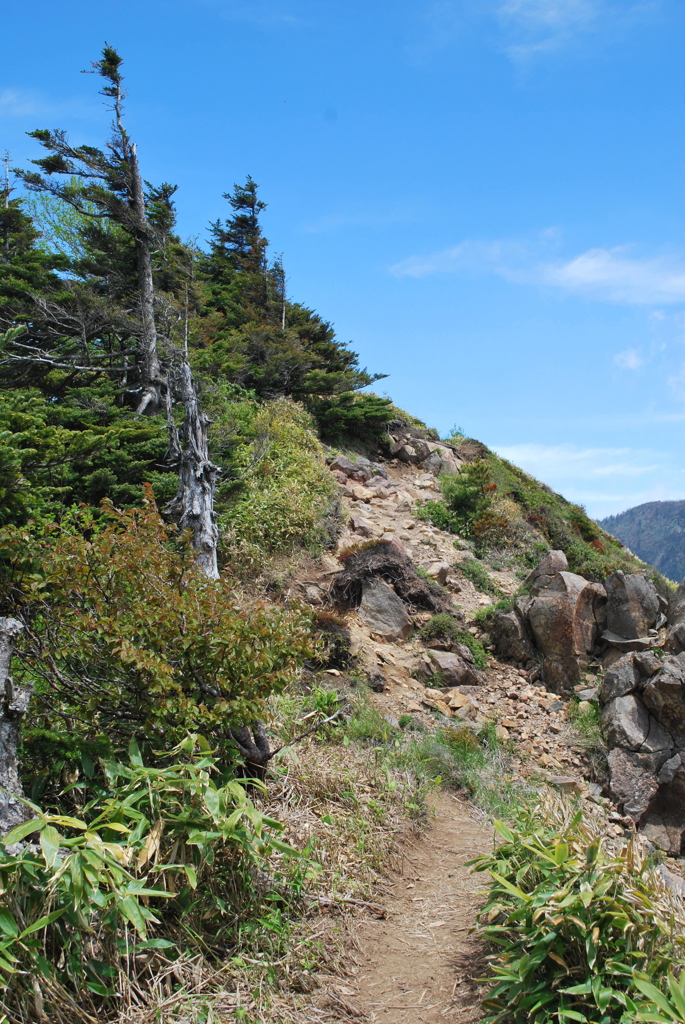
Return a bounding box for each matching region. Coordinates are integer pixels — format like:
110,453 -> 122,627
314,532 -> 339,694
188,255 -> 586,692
128,739 -> 143,767
2,817 -> 44,845
667,971 -> 685,1020
19,908 -> 66,939
0,911 -> 18,939
489,871 -> 531,903
117,896 -> 147,939
40,825 -> 62,868
633,978 -> 677,1018
184,864 -> 197,889
554,841 -> 569,865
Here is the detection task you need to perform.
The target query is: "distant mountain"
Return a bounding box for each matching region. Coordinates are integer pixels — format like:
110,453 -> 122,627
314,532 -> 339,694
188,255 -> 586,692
599,501 -> 685,583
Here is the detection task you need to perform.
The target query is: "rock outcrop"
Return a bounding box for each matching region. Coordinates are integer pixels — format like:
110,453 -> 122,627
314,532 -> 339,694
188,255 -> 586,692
527,572 -> 606,692
358,579 -> 413,641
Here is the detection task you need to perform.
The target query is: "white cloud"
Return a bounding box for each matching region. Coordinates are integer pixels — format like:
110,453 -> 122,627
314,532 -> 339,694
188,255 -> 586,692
0,88 -> 98,122
614,348 -> 644,370
495,442 -> 660,480
492,441 -> 679,517
496,0 -> 658,60
391,234 -> 685,306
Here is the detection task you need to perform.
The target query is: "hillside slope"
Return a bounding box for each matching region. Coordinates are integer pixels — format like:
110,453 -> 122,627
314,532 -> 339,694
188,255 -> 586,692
600,500 -> 685,584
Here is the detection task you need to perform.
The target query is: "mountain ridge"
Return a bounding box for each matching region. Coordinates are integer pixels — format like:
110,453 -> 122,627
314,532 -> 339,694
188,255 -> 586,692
599,499 -> 685,584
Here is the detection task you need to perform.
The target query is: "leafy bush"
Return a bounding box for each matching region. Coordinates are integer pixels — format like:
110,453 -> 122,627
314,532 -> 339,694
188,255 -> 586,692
0,739 -> 295,1021
471,795 -> 685,1024
306,391 -> 394,448
419,613 -> 488,668
415,499 -> 464,534
458,558 -> 502,595
474,596 -> 515,624
219,398 -> 336,572
1,492 -> 315,755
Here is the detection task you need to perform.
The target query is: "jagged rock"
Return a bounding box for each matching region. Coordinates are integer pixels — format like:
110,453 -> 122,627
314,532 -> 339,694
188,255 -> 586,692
304,586 -> 324,605
524,550 -> 568,595
642,653 -> 685,747
601,630 -> 657,653
422,446 -> 462,476
329,454 -> 371,482
350,485 -> 373,503
658,753 -> 682,785
601,695 -> 650,750
642,715 -> 673,753
358,579 -> 412,641
491,610 -> 537,664
599,653 -> 639,701
668,580 -> 685,627
349,515 -> 375,538
641,765 -> 685,854
428,650 -> 481,687
425,561 -> 450,585
366,668 -> 386,692
527,572 -> 607,692
605,571 -> 660,640
657,864 -> 685,897
394,443 -> 422,464
665,623 -> 685,655
666,582 -> 685,654
635,651 -> 662,677
607,748 -> 662,820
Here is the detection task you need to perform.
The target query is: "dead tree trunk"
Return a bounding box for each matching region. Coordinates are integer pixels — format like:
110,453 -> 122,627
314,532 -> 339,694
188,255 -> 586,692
166,361 -> 220,579
0,618 -> 31,834
130,145 -> 162,414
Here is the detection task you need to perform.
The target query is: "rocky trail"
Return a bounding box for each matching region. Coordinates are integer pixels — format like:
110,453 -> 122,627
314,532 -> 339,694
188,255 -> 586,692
343,794 -> 491,1024
287,436 -> 623,1021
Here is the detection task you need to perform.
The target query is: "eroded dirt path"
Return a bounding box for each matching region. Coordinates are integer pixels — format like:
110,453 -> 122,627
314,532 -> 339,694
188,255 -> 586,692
331,794 -> 492,1023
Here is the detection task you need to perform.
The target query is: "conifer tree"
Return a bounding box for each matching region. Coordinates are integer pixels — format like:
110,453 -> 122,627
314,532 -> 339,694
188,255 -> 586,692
16,46 -> 163,413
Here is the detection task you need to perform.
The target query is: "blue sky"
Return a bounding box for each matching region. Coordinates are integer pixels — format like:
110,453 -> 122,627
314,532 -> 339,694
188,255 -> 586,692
2,0 -> 685,518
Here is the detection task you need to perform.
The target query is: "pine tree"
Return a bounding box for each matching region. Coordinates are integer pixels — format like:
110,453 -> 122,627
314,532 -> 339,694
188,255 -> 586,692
16,45 -> 164,413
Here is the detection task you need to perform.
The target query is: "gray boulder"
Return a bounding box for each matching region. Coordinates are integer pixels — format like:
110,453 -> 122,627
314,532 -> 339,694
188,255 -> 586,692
635,651 -> 661,678
528,571 -> 607,692
601,695 -> 650,750
607,747 -> 662,820
668,580 -> 685,627
641,765 -> 685,855
358,579 -> 412,641
599,653 -> 639,701
604,571 -> 660,639
329,454 -> 372,482
601,630 -> 658,653
642,653 -> 685,747
428,649 -> 482,687
491,610 -> 537,664
524,550 -> 569,595
665,622 -> 685,655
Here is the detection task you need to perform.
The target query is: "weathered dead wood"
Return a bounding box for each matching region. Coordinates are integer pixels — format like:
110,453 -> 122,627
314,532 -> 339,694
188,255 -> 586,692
0,617 -> 31,833
165,361 -> 220,579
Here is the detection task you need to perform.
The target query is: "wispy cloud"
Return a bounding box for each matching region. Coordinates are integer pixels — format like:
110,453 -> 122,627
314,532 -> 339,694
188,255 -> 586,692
493,440 -> 679,517
0,88 -> 98,122
391,234 -> 685,305
497,0 -> 658,60
495,442 -> 661,480
614,348 -> 644,370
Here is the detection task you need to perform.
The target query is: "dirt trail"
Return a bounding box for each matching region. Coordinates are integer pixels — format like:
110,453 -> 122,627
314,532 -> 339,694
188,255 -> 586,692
331,794 -> 492,1023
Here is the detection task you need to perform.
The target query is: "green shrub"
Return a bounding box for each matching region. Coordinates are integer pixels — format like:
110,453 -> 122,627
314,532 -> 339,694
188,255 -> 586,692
219,398 -> 336,571
458,558 -> 502,595
419,613 -> 488,668
306,391 -> 394,448
415,499 -> 464,534
1,492 -> 314,756
474,596 -> 515,624
471,795 -> 685,1024
0,739 -> 295,1021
